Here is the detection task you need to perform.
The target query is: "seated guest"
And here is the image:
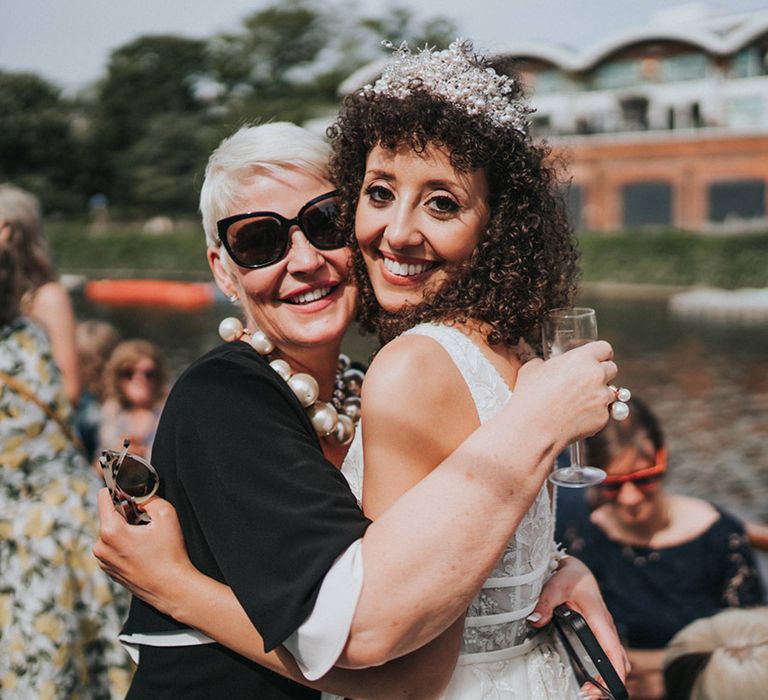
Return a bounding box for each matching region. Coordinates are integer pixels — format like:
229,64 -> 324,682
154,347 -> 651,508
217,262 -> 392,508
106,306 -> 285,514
99,339 -> 169,459
663,607 -> 768,700
557,396 -> 766,700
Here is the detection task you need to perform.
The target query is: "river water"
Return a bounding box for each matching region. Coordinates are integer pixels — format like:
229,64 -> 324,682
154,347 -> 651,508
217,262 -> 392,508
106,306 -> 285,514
73,290 -> 768,526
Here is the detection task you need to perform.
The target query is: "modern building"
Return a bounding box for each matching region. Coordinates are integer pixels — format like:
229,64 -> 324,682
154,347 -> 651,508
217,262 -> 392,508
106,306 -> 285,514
341,5 -> 768,232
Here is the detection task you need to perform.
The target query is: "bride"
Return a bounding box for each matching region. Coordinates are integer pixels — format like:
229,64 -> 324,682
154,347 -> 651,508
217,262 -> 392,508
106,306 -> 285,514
327,38 -> 594,697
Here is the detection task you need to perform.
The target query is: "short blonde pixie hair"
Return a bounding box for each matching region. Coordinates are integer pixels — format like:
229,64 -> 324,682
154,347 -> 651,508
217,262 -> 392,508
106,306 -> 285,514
199,122 -> 332,249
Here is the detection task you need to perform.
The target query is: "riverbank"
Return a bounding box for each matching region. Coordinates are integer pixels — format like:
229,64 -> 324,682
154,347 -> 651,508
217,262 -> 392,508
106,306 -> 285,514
47,221 -> 768,289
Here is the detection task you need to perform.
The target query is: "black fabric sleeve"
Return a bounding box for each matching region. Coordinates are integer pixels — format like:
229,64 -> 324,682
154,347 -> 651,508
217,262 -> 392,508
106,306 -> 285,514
170,345 -> 370,652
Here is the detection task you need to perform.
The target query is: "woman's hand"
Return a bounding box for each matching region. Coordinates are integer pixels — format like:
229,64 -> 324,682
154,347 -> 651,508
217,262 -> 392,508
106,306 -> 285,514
624,648 -> 666,700
515,340 -> 617,451
93,488 -> 194,617
528,555 -> 630,697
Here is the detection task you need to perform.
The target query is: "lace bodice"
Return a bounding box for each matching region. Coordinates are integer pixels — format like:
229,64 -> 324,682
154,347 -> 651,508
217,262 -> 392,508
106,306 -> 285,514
340,322 -> 558,660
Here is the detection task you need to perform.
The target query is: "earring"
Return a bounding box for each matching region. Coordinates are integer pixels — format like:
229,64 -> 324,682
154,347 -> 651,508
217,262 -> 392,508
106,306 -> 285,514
227,293 -> 238,304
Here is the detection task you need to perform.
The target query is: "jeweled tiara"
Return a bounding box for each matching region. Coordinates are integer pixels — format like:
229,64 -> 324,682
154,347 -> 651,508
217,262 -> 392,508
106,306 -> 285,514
363,39 -> 531,133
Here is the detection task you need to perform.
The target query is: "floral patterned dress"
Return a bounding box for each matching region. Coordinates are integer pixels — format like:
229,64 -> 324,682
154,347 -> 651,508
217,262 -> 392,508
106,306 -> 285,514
0,318 -> 133,698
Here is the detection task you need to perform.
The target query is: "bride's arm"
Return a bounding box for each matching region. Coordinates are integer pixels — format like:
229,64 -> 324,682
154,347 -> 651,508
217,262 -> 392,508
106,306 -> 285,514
350,335 -> 629,684
343,342 -> 615,665
360,334 -> 485,518
340,334 -> 487,667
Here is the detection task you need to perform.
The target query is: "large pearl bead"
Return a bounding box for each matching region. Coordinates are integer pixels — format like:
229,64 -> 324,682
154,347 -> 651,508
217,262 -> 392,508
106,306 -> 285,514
288,373 -> 320,407
249,330 -> 275,355
337,354 -> 351,371
617,387 -> 632,403
269,359 -> 292,382
218,317 -> 244,342
343,368 -> 365,397
611,401 -> 630,421
342,396 -> 362,422
307,401 -> 338,436
330,414 -> 355,445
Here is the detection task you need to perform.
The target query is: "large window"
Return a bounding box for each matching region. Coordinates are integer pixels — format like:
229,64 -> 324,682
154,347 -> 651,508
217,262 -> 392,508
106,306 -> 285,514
660,53 -> 709,82
591,60 -> 641,90
535,69 -> 565,94
622,181 -> 673,227
565,184 -> 584,229
708,180 -> 766,222
733,47 -> 765,78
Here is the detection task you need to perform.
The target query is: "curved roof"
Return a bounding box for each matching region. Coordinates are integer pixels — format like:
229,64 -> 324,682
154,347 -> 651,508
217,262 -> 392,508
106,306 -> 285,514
578,27 -> 723,69
721,16 -> 768,54
487,42 -> 578,70
340,10 -> 768,94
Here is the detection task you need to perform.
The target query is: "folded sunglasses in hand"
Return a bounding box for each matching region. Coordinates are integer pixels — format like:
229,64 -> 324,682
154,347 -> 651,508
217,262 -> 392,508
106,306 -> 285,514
99,439 -> 159,525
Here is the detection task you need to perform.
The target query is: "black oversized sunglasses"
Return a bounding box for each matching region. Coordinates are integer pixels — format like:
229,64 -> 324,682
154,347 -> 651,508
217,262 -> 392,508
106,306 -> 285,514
216,190 -> 344,268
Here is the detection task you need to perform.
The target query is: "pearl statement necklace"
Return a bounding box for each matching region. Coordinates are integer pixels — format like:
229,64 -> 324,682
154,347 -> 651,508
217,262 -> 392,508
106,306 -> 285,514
218,317 -> 362,445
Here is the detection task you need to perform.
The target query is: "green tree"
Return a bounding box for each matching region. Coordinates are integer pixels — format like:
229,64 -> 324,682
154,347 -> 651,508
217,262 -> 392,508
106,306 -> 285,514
91,35 -> 212,212
115,112 -> 220,216
96,35 -> 210,153
210,0 -> 328,98
357,5 -> 457,53
0,71 -> 85,213
212,0 -> 458,125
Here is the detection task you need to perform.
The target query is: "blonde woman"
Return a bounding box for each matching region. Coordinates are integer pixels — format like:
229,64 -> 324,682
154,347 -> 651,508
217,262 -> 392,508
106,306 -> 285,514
0,183 -> 80,405
99,339 -> 169,459
0,229 -> 132,697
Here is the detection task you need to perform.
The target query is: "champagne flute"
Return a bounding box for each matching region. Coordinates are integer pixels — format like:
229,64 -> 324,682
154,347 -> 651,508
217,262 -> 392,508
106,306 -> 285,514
542,307 -> 606,488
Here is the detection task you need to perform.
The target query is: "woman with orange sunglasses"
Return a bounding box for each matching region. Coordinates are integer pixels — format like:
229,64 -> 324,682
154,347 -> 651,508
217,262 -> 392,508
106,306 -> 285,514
557,396 -> 765,700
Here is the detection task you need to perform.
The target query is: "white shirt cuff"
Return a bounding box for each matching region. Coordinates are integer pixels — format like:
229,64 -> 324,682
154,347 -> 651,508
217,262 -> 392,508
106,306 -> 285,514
118,629 -> 215,664
283,538 -> 365,681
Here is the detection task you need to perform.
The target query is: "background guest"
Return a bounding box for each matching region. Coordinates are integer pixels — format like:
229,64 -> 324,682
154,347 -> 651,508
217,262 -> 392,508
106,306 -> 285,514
0,182 -> 80,406
99,338 -> 169,459
74,319 -> 121,462
0,223 -> 132,698
663,607 -> 768,700
557,396 -> 765,700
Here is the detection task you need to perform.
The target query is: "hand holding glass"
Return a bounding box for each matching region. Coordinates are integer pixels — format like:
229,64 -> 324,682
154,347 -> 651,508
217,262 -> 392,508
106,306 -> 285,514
542,308 -> 606,487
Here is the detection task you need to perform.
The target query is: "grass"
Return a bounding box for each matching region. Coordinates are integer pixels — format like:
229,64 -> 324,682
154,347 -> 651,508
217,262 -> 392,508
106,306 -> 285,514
46,220 -> 211,279
578,230 -> 768,289
47,220 -> 768,289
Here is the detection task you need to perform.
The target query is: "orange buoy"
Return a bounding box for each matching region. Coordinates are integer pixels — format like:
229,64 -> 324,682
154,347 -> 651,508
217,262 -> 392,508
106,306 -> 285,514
85,279 -> 216,310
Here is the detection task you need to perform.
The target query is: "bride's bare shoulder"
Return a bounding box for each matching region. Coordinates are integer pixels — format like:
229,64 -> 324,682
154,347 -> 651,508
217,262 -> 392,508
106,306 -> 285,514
363,333 -> 471,414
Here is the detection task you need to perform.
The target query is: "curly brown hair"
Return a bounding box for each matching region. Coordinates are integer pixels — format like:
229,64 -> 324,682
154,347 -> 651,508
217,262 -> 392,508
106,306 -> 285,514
328,79 -> 579,348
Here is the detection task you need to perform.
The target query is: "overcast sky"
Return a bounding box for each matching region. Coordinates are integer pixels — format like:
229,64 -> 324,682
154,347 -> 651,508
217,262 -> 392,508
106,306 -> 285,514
3,0 -> 768,91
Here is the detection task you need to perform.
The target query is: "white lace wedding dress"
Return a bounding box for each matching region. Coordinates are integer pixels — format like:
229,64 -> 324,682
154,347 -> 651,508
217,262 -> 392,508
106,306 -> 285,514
329,323 -> 580,699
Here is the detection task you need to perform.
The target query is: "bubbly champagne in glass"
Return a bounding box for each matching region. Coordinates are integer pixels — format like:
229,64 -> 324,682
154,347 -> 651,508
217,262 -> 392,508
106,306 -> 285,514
542,307 -> 606,488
